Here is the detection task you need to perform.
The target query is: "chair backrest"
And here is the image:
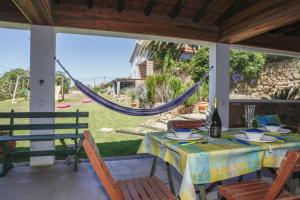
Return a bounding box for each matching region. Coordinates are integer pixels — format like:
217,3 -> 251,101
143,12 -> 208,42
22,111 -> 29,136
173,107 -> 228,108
82,130 -> 122,200
254,114 -> 281,127
167,119 -> 206,131
263,151 -> 300,200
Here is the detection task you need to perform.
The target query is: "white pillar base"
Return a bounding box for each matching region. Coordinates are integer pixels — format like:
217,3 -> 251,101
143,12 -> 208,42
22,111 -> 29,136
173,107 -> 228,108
209,43 -> 230,128
29,25 -> 56,166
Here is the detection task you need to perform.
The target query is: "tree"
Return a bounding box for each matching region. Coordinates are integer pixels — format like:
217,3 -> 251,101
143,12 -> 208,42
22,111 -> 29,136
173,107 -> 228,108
187,47 -> 209,82
230,49 -> 265,82
139,40 -> 186,72
0,68 -> 29,100
55,71 -> 71,94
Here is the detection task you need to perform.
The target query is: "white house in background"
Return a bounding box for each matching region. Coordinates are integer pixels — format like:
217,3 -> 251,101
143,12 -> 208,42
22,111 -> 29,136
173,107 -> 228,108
129,40 -> 152,79
129,40 -> 197,79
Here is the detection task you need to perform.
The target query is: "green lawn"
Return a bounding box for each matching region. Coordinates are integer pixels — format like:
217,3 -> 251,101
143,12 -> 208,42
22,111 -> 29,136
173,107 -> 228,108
0,93 -> 151,159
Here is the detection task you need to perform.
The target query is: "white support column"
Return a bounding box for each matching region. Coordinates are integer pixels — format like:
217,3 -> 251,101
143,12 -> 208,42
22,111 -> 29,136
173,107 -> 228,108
117,81 -> 120,96
209,43 -> 230,128
30,25 -> 56,166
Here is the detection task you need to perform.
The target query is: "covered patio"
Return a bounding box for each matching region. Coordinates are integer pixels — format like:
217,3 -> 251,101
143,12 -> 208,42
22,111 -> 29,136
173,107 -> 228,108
0,0 -> 300,200
0,156 -> 281,200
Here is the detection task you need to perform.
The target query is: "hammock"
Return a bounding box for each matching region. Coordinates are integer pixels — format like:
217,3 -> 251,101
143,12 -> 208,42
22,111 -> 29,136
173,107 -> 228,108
55,58 -> 211,116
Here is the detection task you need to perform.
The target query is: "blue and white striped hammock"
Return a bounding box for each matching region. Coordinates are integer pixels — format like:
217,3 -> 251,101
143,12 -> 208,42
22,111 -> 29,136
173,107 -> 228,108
55,58 -> 211,116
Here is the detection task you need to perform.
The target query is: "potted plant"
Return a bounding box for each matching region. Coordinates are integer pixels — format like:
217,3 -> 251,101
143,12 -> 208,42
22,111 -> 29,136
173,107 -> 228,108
126,88 -> 138,107
0,131 -> 16,158
198,101 -> 208,113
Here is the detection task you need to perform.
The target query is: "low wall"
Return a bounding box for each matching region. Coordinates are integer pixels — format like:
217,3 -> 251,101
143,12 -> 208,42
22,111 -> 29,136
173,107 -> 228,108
229,100 -> 300,128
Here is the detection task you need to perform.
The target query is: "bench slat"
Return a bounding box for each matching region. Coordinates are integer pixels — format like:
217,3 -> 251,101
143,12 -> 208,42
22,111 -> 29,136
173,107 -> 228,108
7,149 -> 76,157
0,133 -> 83,142
0,112 -> 89,118
0,123 -> 88,131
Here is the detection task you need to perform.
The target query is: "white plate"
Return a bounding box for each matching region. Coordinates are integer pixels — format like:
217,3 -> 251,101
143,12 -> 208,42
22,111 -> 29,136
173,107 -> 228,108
198,127 -> 229,132
164,133 -> 203,141
274,128 -> 291,134
259,127 -> 292,134
235,134 -> 277,143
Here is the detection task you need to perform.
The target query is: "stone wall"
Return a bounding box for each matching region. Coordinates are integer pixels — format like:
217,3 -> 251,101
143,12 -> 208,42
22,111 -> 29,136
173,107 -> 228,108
229,100 -> 300,128
247,60 -> 300,100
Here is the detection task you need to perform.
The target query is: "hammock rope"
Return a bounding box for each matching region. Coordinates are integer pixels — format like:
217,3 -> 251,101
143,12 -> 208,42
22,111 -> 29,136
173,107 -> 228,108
55,57 -> 212,116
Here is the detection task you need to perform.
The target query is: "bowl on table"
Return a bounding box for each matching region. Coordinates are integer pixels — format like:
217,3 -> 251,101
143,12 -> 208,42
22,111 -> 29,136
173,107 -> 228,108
263,123 -> 281,132
174,128 -> 192,139
243,128 -> 265,141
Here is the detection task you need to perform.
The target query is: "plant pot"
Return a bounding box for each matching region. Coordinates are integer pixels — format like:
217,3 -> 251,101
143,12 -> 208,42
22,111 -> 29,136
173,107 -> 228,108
0,131 -> 16,158
131,99 -> 138,107
198,102 -> 208,113
178,105 -> 196,114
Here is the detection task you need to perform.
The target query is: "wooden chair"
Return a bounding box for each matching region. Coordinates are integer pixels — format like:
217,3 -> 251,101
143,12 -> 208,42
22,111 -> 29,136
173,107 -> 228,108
218,151 -> 300,200
82,130 -> 176,200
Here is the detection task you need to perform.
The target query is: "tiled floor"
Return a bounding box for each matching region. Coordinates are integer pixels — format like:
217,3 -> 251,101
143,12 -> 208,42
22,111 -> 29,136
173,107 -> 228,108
0,156 -> 289,200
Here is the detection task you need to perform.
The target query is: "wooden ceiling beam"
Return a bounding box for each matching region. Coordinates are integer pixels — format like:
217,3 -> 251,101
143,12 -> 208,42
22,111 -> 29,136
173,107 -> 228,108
215,0 -> 255,25
285,24 -> 300,36
53,4 -> 218,42
144,0 -> 157,16
168,0 -> 187,19
87,0 -> 93,9
116,0 -> 125,12
11,0 -> 53,25
220,0 -> 300,43
0,0 -> 27,23
192,0 -> 213,23
239,34 -> 300,53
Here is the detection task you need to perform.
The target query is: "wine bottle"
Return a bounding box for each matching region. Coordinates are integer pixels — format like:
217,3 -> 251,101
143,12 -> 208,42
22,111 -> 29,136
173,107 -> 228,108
210,97 -> 222,138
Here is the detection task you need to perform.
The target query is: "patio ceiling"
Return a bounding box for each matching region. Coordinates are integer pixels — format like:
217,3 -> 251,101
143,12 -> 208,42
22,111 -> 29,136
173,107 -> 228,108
1,0 -> 300,53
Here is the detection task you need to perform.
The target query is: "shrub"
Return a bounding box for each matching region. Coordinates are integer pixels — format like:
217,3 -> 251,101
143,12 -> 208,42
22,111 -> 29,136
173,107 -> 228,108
136,84 -> 148,108
145,74 -> 207,107
125,87 -> 137,100
145,75 -> 156,106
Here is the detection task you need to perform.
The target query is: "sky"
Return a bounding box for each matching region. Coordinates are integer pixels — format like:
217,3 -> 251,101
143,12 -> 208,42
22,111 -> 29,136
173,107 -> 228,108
0,28 -> 136,85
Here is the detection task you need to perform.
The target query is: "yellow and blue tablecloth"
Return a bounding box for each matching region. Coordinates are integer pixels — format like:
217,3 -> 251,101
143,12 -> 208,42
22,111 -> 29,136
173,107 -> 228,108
137,130 -> 300,200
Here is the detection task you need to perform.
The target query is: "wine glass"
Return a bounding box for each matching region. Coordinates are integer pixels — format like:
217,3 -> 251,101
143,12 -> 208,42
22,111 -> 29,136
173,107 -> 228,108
245,105 -> 256,129
205,108 -> 212,140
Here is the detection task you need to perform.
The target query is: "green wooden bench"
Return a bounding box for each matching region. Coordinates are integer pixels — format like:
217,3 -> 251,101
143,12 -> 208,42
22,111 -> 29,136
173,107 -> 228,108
0,109 -> 89,177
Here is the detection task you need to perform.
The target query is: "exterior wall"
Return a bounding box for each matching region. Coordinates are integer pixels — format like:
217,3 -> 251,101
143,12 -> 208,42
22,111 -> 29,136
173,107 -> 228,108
180,52 -> 194,60
135,80 -> 145,87
146,60 -> 154,76
129,43 -> 144,79
229,100 -> 300,127
139,65 -> 147,79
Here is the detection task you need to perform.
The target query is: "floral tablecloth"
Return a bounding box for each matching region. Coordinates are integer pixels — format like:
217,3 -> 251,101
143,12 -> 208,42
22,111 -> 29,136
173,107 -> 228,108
137,131 -> 300,200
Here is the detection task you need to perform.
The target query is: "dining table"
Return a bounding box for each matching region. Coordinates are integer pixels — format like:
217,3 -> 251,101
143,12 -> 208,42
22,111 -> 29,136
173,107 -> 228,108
137,129 -> 300,200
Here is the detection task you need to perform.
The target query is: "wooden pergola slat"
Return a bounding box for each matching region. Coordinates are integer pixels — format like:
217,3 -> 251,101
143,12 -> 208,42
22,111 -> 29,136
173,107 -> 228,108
192,0 -> 214,23
220,0 -> 300,43
168,0 -> 187,19
11,0 -> 53,25
87,0 -> 93,9
144,0 -> 157,16
116,0 -> 125,12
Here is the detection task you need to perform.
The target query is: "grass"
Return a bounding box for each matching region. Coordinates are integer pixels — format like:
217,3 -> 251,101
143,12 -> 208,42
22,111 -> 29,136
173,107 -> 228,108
0,93 -> 151,159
